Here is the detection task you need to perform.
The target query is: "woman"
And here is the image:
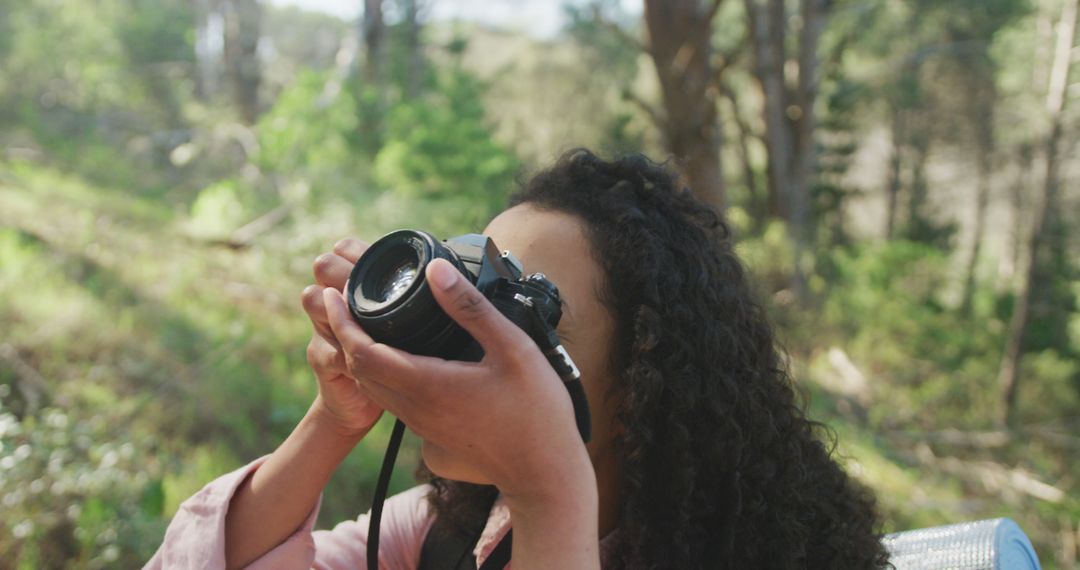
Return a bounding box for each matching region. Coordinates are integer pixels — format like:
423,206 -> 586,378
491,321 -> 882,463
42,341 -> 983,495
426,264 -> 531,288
148,149 -> 890,569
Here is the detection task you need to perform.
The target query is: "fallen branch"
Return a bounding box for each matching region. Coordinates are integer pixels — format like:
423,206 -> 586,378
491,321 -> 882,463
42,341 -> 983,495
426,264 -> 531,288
908,443 -> 1066,504
887,427 -> 1080,452
224,202 -> 292,249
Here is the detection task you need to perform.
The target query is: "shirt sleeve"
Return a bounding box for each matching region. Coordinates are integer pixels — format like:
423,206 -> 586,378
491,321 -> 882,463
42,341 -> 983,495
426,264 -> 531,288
143,456 -> 435,570
312,484 -> 434,570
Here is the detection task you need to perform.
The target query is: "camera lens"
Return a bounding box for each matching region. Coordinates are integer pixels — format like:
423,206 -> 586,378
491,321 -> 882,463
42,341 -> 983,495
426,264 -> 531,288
376,260 -> 418,303
346,230 -> 474,358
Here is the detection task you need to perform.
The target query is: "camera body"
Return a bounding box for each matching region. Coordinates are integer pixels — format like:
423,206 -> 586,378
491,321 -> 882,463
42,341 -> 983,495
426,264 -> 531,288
345,230 -> 564,363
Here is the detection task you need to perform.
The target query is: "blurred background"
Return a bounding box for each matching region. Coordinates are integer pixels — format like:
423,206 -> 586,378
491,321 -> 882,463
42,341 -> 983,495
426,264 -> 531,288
0,0 -> 1078,567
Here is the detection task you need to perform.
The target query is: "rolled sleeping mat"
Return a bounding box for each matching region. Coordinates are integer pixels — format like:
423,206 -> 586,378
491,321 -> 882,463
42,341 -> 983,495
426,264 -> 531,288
883,518 -> 1041,570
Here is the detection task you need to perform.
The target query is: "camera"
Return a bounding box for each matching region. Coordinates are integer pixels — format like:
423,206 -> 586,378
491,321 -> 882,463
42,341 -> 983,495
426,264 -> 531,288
345,229 -> 566,364
348,230 -> 592,569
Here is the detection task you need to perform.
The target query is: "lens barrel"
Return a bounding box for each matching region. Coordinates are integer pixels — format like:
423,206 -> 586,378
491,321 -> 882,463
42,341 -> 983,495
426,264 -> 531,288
346,230 -> 474,358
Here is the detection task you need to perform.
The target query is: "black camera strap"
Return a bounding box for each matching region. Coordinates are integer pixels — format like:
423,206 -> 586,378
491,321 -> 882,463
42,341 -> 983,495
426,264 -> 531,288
366,419 -> 407,570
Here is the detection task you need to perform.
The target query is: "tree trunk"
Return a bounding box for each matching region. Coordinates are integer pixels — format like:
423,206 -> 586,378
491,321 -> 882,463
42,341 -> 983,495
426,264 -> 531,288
357,0 -> 385,151
788,0 -> 827,300
721,81 -> 764,227
745,0 -> 824,300
643,0 -> 726,212
363,0 -> 385,86
960,90 -> 995,317
194,0 -> 223,101
998,0 -> 1077,428
403,0 -> 425,99
885,105 -> 904,239
224,0 -> 260,124
745,0 -> 793,221
1005,144 -> 1034,284
905,128 -> 931,240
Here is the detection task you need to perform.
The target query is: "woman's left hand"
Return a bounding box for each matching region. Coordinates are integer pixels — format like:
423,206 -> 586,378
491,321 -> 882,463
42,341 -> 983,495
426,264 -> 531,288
322,257 -> 595,502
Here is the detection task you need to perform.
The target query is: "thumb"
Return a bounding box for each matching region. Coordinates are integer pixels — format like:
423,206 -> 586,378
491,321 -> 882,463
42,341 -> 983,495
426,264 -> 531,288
425,258 -> 531,359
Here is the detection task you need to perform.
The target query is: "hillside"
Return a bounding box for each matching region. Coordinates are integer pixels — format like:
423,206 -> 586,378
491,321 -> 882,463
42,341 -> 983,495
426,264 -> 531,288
1,159 -> 1074,566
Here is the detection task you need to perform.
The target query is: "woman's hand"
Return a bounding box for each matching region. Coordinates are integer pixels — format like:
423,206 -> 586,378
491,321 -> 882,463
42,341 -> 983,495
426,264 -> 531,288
322,258 -> 595,500
300,238 -> 384,437
225,239 -> 387,569
323,258 -> 600,568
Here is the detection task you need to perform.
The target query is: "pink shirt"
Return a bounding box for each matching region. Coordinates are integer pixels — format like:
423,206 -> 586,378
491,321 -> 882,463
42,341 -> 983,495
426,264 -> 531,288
145,457 -> 619,569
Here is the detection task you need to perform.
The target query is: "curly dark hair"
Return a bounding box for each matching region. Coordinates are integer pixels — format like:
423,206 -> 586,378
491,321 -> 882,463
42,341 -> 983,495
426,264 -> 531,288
420,149 -> 891,569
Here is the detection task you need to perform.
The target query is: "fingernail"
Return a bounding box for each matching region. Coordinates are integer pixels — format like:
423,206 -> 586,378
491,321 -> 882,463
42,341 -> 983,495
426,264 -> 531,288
428,259 -> 459,290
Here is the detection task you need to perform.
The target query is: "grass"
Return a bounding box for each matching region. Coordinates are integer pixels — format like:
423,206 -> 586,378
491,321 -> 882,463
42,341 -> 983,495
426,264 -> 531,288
0,159 -> 1075,567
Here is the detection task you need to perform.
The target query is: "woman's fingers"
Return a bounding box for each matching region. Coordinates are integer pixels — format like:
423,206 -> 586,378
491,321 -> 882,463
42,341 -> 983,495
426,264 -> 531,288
313,252 -> 356,291
306,335 -> 346,379
333,238 -> 369,264
321,287 -> 467,423
301,284 -> 341,347
425,259 -> 535,365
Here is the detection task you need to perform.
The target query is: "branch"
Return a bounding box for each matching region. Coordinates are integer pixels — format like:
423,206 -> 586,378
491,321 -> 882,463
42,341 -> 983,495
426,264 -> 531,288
591,5 -> 650,55
219,202 -> 293,249
886,427 -> 1080,452
903,444 -> 1066,504
705,0 -> 728,24
621,89 -> 667,131
712,36 -> 747,84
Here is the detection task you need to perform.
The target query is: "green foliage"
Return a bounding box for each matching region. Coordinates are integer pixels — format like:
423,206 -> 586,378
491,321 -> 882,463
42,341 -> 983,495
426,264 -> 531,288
814,71 -> 866,247
564,0 -> 641,83
0,399 -> 166,568
117,0 -> 194,67
1,0 -> 1077,567
185,179 -> 255,239
0,0 -> 194,190
256,70 -> 360,176
372,64 -> 519,229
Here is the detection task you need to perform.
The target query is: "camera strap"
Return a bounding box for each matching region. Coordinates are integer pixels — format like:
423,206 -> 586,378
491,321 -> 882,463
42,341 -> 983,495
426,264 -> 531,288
366,419 -> 407,570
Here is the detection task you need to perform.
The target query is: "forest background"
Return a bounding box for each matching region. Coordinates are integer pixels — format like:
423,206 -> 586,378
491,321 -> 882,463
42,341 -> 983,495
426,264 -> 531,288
0,0 -> 1078,567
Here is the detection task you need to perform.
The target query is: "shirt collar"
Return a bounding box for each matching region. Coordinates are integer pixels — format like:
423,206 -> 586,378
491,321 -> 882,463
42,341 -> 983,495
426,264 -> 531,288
472,494 -> 621,567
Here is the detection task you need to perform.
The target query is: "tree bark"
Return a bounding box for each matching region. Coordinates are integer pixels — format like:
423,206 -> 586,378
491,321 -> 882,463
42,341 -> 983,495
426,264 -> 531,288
960,89 -> 995,317
744,0 -> 825,299
885,105 -> 904,240
744,0 -> 792,221
357,0 -> 385,151
998,0 -> 1077,428
224,0 -> 261,124
789,0 -> 827,300
721,81 -> 764,226
403,0 -> 425,99
363,0 -> 385,86
905,128 -> 931,240
1006,144 -> 1034,284
643,0 -> 726,211
959,46 -> 998,317
194,0 -> 223,101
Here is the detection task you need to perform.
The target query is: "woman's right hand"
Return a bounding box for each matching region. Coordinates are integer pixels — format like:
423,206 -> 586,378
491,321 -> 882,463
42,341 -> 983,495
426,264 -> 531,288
300,238 -> 384,437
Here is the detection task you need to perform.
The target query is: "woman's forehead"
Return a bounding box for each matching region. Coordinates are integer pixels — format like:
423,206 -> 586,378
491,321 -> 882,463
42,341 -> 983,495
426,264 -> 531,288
483,205 -> 605,324
484,206 -> 587,270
